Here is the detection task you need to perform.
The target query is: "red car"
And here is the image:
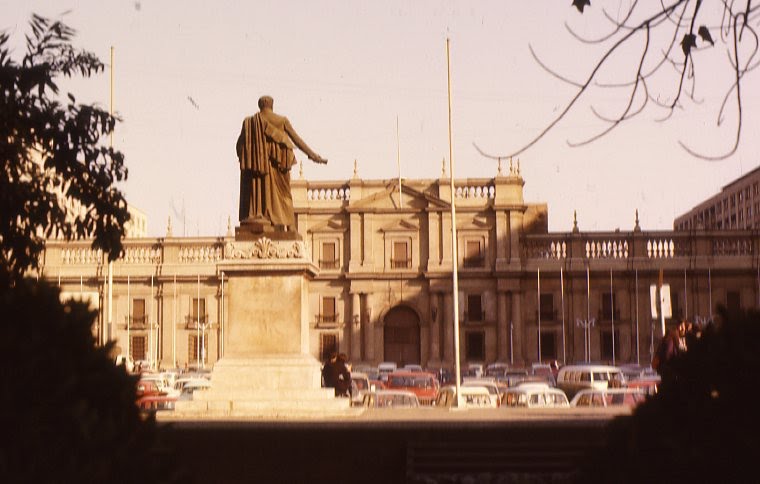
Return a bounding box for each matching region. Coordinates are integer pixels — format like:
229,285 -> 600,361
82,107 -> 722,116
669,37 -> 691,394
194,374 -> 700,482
383,371 -> 439,405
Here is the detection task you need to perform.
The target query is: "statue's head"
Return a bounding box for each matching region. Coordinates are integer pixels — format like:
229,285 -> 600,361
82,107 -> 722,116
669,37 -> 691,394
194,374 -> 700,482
258,95 -> 274,110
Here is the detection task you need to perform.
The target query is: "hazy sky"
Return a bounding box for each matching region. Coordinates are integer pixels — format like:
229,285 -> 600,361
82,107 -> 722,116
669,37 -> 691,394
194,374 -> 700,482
4,1 -> 758,236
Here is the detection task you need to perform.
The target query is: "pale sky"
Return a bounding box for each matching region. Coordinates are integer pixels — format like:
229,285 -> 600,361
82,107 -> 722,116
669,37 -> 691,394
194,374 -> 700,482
4,1 -> 758,236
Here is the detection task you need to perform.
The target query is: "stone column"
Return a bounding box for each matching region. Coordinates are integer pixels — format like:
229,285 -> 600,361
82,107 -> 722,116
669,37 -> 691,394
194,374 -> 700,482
351,292 -> 361,361
497,290 -> 508,362
364,292 -> 375,362
349,213 -> 362,272
511,290 -> 523,365
443,291 -> 454,364
429,292 -> 441,363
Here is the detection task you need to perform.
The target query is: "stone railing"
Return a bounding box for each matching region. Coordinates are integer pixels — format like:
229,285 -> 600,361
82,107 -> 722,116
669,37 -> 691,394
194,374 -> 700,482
522,238 -> 569,259
522,231 -> 757,262
454,183 -> 495,199
178,244 -> 223,263
712,236 -> 754,256
306,183 -> 350,201
585,238 -> 629,259
122,245 -> 162,264
61,247 -> 103,265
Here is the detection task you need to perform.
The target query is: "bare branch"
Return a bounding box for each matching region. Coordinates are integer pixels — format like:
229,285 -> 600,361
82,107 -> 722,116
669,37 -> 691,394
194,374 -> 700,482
564,0 -> 639,44
528,44 -> 584,88
568,24 -> 652,147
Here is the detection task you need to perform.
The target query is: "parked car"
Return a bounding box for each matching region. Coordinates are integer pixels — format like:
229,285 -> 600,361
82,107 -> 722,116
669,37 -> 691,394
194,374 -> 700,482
556,364 -> 626,399
435,385 -> 498,409
531,363 -> 556,386
626,376 -> 660,396
570,388 -> 646,408
114,354 -> 134,373
384,371 -> 439,405
402,364 -> 424,372
501,385 -> 570,408
136,379 -> 163,398
178,379 -> 212,401
377,362 -> 398,381
484,362 -> 510,378
498,368 -> 530,387
140,373 -> 180,398
426,367 -> 455,385
361,390 -> 420,408
350,372 -> 371,405
462,379 -> 502,406
137,394 -> 177,414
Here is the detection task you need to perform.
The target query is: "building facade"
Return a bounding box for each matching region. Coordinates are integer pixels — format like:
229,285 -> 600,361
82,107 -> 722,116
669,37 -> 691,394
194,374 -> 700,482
41,168 -> 760,370
674,164 -> 760,231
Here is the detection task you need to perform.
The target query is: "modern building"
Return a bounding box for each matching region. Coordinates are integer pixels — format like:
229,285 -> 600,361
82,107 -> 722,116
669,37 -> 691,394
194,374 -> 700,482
674,164 -> 760,231
41,164 -> 760,371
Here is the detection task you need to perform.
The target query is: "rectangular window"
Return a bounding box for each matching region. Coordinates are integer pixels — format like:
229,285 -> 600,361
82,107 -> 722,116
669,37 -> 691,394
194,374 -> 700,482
320,241 -> 338,269
321,296 -> 337,323
392,241 -> 410,268
601,293 -> 617,320
466,294 -> 483,322
465,331 -> 485,361
131,335 -> 147,361
191,298 -> 206,325
187,334 -> 208,363
539,293 -> 555,321
600,329 -> 619,361
131,298 -> 146,326
539,331 -> 557,360
464,240 -> 484,268
320,333 -> 338,362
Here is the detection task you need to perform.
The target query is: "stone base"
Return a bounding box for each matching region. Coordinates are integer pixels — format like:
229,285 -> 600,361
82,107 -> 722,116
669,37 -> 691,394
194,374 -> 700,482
235,218 -> 301,241
173,356 -> 359,418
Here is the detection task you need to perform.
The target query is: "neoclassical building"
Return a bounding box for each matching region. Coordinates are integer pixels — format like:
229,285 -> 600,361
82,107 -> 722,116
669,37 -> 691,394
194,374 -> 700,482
41,165 -> 760,370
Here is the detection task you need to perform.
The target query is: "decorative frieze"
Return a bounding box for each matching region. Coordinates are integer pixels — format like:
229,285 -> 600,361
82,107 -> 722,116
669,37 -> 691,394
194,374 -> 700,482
224,237 -> 309,260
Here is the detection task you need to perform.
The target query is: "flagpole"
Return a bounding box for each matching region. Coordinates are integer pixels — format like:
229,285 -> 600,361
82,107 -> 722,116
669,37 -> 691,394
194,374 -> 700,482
610,268 -> 615,365
560,266 -> 566,365
127,275 -> 131,364
396,115 -> 403,209
446,38 -> 463,407
537,268 -> 541,362
635,268 -> 640,365
173,274 -> 177,369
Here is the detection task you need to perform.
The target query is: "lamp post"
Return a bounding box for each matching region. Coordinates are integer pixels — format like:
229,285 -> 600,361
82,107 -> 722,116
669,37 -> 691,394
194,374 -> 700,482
200,318 -> 211,369
575,318 -> 596,362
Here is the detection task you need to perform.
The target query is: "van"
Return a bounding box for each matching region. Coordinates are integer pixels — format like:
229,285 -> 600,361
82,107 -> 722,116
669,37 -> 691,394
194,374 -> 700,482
501,385 -> 570,408
555,364 -> 626,399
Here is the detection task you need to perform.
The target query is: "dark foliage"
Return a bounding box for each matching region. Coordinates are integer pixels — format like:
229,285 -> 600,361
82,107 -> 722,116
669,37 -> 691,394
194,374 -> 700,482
575,307 -> 760,484
0,15 -> 129,283
0,279 -> 178,482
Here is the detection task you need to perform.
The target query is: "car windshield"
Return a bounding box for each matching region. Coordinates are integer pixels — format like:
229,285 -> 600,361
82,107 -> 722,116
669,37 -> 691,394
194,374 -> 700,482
389,376 -> 434,388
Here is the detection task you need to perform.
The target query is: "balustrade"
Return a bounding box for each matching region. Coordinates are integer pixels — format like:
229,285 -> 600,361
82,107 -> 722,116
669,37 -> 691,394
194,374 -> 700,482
306,185 -> 350,201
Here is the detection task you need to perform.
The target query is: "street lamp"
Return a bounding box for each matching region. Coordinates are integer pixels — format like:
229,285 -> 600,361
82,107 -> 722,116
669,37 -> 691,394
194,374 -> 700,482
575,318 -> 596,362
200,319 -> 211,369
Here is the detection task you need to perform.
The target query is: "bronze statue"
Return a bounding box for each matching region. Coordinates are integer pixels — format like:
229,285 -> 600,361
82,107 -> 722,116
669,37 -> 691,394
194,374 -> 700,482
236,95 -> 327,232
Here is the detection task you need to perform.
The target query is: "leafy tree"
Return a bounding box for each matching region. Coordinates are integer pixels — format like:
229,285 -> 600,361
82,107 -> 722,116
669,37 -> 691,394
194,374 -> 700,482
0,279 -> 178,482
477,1 -> 760,161
0,14 -> 129,284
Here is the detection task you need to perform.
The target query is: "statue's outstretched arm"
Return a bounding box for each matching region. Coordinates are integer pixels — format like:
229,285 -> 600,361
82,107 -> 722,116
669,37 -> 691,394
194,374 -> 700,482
284,118 -> 327,164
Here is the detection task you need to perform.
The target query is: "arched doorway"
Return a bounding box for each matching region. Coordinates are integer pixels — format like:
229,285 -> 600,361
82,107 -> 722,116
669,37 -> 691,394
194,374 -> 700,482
383,305 -> 421,366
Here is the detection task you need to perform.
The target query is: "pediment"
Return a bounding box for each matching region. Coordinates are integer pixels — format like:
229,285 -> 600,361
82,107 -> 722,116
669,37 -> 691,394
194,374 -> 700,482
379,218 -> 419,233
352,180 -> 450,211
307,218 -> 346,234
457,216 -> 492,231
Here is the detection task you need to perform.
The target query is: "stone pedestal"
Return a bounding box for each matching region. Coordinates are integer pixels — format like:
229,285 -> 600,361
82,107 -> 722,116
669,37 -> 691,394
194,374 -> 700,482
174,237 -> 355,418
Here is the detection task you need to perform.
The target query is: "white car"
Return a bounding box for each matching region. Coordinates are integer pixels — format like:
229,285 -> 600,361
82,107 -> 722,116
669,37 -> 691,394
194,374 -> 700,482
501,386 -> 570,408
570,388 -> 646,408
462,379 -> 502,405
435,385 -> 498,409
178,379 -> 212,401
361,390 -> 420,408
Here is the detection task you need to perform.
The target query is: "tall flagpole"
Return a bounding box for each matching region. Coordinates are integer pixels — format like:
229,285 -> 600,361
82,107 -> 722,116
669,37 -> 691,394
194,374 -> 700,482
537,268 -> 541,362
173,274 -> 177,369
127,275 -> 131,364
610,269 -> 615,365
560,266 -> 566,364
396,116 -> 403,208
446,38 -> 463,407
635,268 -> 640,365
